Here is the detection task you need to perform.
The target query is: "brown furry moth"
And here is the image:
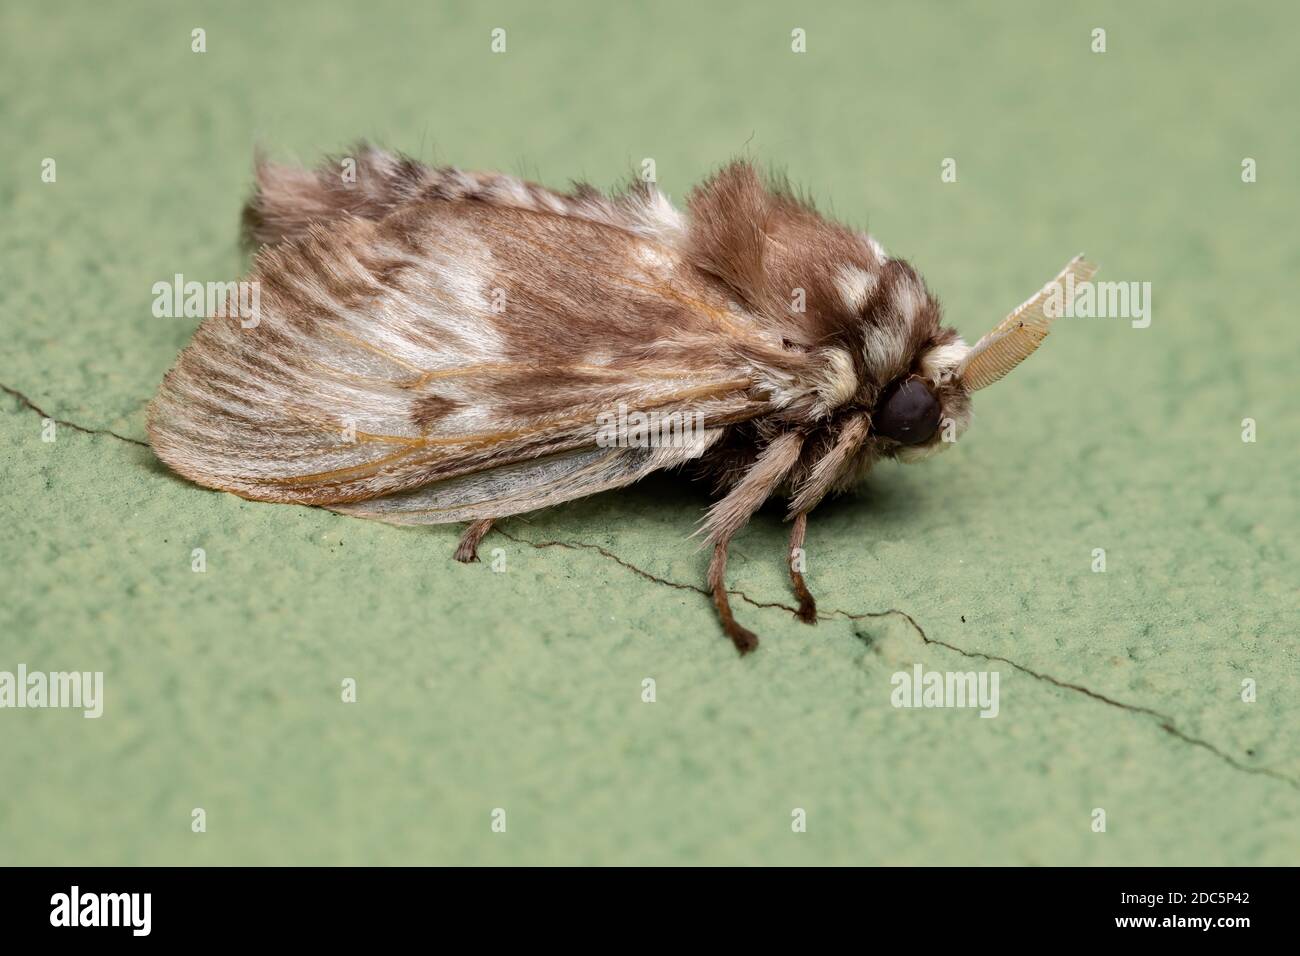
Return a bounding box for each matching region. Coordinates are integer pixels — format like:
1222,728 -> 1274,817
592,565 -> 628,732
149,145 -> 1095,653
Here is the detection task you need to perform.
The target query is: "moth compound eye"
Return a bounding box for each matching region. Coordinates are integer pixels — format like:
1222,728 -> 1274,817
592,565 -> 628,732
872,378 -> 941,445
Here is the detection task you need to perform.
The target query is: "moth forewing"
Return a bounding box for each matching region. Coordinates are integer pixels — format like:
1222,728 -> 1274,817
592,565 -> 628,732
148,184 -> 771,508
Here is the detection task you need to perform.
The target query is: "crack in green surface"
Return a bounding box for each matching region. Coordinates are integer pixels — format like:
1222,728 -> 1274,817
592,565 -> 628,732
1,382 -> 148,448
831,609 -> 1300,793
4,383 -> 1290,793
486,524 -> 1292,792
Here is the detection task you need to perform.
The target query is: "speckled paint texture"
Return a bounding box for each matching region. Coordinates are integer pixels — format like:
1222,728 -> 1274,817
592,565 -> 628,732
1,0 -> 1296,864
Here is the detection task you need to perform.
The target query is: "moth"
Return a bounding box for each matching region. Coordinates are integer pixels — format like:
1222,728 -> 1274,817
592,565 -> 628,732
149,145 -> 1095,653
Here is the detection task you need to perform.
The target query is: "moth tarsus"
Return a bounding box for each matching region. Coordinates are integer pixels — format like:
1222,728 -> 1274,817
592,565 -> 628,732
148,143 -> 1094,654
788,511 -> 817,625
709,541 -> 759,655
453,517 -> 496,563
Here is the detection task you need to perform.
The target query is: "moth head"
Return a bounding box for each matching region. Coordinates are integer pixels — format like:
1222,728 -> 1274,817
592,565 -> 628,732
874,342 -> 972,463
879,255 -> 1096,463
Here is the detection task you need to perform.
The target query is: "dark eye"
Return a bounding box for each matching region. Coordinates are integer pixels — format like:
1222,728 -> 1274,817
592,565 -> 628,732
873,378 -> 941,445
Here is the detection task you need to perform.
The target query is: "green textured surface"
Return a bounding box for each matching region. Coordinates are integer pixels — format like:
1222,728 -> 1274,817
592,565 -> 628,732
2,0 -> 1297,865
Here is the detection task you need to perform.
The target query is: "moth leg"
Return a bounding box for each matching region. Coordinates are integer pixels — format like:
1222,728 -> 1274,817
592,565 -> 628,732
453,518 -> 496,563
708,538 -> 758,655
788,512 -> 817,624
701,431 -> 806,654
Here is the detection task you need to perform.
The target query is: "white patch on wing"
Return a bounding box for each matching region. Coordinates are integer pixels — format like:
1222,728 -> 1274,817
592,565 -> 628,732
538,191 -> 567,213
500,176 -> 532,205
386,225 -> 504,366
634,242 -> 677,270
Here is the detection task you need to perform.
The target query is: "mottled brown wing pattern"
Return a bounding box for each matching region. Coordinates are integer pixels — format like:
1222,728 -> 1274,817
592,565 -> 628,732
148,191 -> 777,508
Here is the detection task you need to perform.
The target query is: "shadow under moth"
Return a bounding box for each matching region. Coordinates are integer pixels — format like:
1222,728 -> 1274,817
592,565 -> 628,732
149,145 -> 1095,653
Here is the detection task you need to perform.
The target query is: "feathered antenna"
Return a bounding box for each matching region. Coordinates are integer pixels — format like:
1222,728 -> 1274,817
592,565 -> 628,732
958,254 -> 1097,391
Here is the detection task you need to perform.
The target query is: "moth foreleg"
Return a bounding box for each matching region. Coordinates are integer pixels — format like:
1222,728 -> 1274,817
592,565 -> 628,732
709,538 -> 758,655
788,512 -> 817,624
453,518 -> 496,563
